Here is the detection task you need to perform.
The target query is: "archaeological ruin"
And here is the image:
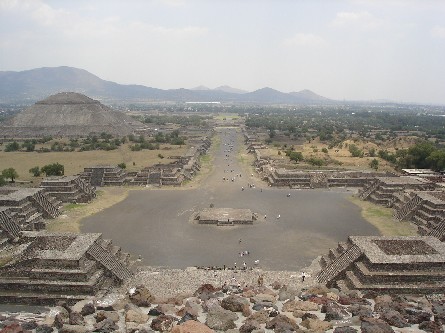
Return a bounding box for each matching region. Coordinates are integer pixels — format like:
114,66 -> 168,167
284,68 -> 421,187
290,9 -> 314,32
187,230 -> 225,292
40,175 -> 96,203
317,235 -> 445,294
196,208 -> 256,225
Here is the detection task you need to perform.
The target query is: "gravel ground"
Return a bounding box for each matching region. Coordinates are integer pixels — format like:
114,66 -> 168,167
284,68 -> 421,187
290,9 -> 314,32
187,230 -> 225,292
124,257 -> 322,300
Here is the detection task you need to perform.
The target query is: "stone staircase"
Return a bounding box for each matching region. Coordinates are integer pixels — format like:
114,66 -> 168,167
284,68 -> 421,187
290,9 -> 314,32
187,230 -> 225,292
310,173 -> 328,188
358,180 -> 378,200
317,244 -> 362,285
90,168 -> 105,187
74,177 -> 96,199
87,242 -> 133,282
0,209 -> 21,239
427,217 -> 445,241
393,194 -> 423,221
30,191 -> 61,219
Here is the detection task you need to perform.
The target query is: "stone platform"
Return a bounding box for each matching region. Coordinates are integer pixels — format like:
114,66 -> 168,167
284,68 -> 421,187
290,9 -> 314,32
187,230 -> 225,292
196,208 -> 255,225
317,235 -> 445,294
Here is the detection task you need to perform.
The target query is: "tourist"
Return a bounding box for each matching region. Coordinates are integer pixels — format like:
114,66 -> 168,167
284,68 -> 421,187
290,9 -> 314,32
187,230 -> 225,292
302,271 -> 306,282
264,214 -> 267,219
243,262 -> 247,269
277,214 -> 280,219
254,259 -> 259,266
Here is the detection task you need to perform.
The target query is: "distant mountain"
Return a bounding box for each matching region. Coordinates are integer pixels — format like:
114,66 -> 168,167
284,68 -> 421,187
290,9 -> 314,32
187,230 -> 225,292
191,85 -> 211,91
214,85 -> 248,94
0,66 -> 333,104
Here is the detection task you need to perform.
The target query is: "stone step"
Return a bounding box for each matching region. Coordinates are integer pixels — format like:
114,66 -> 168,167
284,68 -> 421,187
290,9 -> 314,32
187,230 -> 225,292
345,270 -> 445,294
354,262 -> 445,284
0,290 -> 92,305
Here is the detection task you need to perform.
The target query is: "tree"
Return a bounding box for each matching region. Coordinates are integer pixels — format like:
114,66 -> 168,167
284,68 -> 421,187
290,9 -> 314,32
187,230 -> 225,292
41,163 -> 64,176
2,168 -> 18,183
29,166 -> 41,177
4,141 -> 20,152
0,175 -> 6,186
369,158 -> 379,170
427,150 -> 445,172
117,162 -> 126,169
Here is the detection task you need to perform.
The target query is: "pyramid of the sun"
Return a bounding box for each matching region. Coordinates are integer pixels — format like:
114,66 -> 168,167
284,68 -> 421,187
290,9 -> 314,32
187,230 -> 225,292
2,92 -> 143,137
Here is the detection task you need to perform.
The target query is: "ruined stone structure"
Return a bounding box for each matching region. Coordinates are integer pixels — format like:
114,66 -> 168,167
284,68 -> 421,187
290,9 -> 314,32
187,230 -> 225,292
132,163 -> 184,186
266,168 -> 388,189
0,187 -> 61,231
196,208 -> 255,225
317,235 -> 445,294
40,175 -> 96,203
81,166 -> 128,186
0,230 -> 133,304
358,176 -> 436,205
392,190 -> 445,241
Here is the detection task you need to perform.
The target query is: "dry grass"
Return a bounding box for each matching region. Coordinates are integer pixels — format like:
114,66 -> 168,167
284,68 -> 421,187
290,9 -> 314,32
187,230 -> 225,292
348,196 -> 418,236
46,187 -> 141,233
0,143 -> 188,182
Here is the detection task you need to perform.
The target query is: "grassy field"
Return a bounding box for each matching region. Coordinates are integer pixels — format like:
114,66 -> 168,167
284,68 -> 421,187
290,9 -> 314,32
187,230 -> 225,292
0,142 -> 188,182
46,187 -> 140,232
348,196 -> 418,236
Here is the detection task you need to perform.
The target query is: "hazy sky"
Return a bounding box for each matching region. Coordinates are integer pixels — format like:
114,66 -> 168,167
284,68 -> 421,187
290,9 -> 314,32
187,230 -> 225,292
1,0 -> 445,104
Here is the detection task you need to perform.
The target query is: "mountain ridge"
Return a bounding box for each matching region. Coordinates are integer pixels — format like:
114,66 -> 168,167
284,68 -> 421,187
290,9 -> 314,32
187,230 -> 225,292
0,66 -> 332,104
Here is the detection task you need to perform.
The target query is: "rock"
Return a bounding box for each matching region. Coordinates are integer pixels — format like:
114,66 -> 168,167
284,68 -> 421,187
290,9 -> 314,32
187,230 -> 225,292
305,284 -> 330,295
194,284 -> 218,301
36,325 -> 54,333
155,303 -> 177,315
301,313 -> 318,320
404,307 -> 432,324
380,310 -> 410,328
80,303 -> 95,316
125,309 -> 149,324
326,291 -> 340,301
68,312 -> 84,326
205,308 -> 238,331
239,320 -> 261,333
150,314 -> 176,332
360,317 -> 395,333
251,302 -> 278,311
347,304 -> 373,318
322,302 -> 349,321
374,294 -> 393,304
166,295 -> 186,306
202,298 -> 221,313
177,312 -> 197,325
221,295 -> 250,312
282,300 -> 319,312
250,293 -> 276,304
129,285 -> 155,307
418,320 -> 444,333
301,317 -> 333,331
278,285 -> 297,301
0,323 -> 23,333
338,296 -> 370,306
333,327 -> 358,333
58,324 -> 89,333
21,321 -> 38,330
242,304 -> 252,317
171,320 -> 215,333
184,299 -> 201,316
271,281 -> 283,290
265,314 -> 299,332
149,308 -> 164,316
246,310 -> 269,324
268,309 -> 279,317
93,318 -> 119,333
95,310 -> 120,323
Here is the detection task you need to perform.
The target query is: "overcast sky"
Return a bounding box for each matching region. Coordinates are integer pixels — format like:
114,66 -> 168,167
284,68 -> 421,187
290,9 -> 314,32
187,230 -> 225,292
1,0 -> 445,104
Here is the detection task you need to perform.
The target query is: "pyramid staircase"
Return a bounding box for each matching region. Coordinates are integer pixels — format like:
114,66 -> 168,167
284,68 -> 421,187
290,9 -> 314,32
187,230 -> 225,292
358,180 -> 379,200
317,243 -> 362,285
87,242 -> 133,282
90,168 -> 105,187
393,194 -> 423,221
0,209 -> 21,240
30,191 -> 61,219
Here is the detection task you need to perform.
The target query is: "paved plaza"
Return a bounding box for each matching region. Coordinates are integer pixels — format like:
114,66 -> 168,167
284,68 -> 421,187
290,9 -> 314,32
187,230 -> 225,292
82,128 -> 379,271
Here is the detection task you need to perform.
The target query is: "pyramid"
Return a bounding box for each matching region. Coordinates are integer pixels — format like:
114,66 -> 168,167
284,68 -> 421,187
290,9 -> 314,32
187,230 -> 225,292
2,92 -> 143,137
